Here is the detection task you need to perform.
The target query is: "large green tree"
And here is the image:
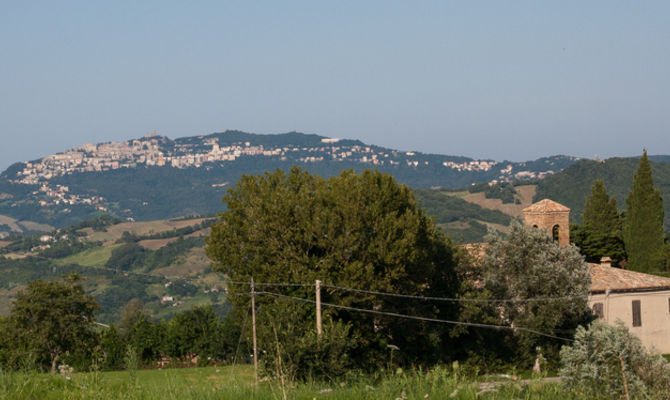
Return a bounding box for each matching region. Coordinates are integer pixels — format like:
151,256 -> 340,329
574,180 -> 625,264
5,273 -> 99,373
623,151 -> 665,272
206,167 -> 461,373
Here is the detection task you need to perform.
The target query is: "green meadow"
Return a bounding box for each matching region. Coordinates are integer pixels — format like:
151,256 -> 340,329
0,364 -> 589,400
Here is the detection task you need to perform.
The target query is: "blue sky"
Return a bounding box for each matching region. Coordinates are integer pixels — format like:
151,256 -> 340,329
1,1 -> 669,171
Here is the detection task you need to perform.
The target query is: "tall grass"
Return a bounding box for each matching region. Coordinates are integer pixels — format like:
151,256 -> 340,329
0,365 -> 583,400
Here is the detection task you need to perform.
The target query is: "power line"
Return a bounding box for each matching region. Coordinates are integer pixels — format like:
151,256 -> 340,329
322,283 -> 589,303
16,254 -> 589,304
252,291 -> 575,342
10,261 -> 591,305
226,280 -> 315,288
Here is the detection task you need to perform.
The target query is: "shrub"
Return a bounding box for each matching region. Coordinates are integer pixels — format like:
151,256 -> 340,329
258,300 -> 356,382
560,320 -> 670,399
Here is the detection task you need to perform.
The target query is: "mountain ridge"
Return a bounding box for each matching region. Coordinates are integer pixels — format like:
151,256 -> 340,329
0,130 -> 579,232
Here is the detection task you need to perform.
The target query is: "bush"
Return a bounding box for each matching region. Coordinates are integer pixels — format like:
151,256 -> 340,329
257,300 -> 356,382
560,321 -> 670,399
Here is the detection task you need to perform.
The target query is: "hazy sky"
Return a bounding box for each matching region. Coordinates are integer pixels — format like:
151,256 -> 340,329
1,1 -> 669,171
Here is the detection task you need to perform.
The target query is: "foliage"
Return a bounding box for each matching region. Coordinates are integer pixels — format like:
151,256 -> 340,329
105,243 -> 147,271
107,236 -> 203,272
140,219 -> 214,240
3,273 -> 100,373
207,168 -> 461,376
163,305 -> 233,362
624,151 -> 666,272
146,237 -> 203,270
413,188 -> 512,242
535,156 -> 670,230
124,344 -> 140,383
478,222 -> 592,365
72,214 -> 123,232
254,299 -> 356,381
469,181 -> 517,204
100,325 -> 125,370
40,237 -> 101,259
117,299 -> 147,338
572,180 -> 625,265
560,321 -> 670,399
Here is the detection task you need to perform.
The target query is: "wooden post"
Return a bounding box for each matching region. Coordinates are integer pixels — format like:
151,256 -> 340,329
316,279 -> 322,336
251,277 -> 258,383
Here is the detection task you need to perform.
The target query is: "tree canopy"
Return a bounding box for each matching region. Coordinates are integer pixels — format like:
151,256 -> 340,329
479,222 -> 592,364
4,273 -> 99,373
206,167 -> 461,373
573,180 -> 625,265
624,150 -> 665,272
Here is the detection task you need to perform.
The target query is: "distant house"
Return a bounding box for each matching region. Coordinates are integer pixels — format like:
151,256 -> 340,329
161,296 -> 174,304
589,259 -> 670,353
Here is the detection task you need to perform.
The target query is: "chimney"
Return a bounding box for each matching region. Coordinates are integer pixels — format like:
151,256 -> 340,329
600,257 -> 612,268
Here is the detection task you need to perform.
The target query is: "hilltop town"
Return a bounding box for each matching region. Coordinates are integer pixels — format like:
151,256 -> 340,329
0,131 -> 580,231
7,131 -> 568,210
14,132 -> 503,184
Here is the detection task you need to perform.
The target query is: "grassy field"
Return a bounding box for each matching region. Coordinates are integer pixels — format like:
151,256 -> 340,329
151,247 -> 210,277
453,185 -> 537,218
0,364 -> 582,400
56,244 -> 123,267
138,237 -> 179,250
83,218 -> 208,244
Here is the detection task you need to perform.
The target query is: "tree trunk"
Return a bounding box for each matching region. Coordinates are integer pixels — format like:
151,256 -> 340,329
51,353 -> 60,374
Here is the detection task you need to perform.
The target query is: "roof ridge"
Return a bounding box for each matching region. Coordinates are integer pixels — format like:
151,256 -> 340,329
522,198 -> 570,213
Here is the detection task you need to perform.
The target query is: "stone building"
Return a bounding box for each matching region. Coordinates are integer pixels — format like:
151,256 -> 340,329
522,198 -> 670,352
522,199 -> 570,246
589,259 -> 670,353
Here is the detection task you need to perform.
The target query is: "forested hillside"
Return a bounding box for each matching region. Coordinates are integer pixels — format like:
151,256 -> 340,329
534,157 -> 670,229
414,188 -> 512,242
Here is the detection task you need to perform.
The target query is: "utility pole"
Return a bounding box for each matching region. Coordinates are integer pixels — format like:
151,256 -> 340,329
251,277 -> 258,383
316,279 -> 322,336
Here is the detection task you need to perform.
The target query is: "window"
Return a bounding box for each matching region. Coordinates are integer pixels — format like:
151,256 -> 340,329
632,300 -> 641,327
552,225 -> 560,241
592,303 -> 604,319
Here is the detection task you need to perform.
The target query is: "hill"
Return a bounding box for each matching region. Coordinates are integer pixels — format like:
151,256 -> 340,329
414,188 -> 513,242
0,216 -> 226,323
0,130 -> 578,232
0,183 -> 523,322
534,157 -> 670,229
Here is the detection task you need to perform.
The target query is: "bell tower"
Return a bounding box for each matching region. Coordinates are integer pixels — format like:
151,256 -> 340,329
522,199 -> 570,246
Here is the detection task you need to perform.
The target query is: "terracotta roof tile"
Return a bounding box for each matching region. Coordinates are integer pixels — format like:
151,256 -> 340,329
522,199 -> 570,213
589,263 -> 670,293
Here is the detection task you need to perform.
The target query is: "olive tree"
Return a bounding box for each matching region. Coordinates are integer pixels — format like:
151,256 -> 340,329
561,321 -> 670,399
480,222 -> 593,365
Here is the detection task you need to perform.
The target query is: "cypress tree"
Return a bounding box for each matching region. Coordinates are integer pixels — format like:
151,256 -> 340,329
579,180 -> 624,264
623,150 -> 665,272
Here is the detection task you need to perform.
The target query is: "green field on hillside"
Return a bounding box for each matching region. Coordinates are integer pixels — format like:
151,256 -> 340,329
0,365 -> 579,400
57,244 -> 122,267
